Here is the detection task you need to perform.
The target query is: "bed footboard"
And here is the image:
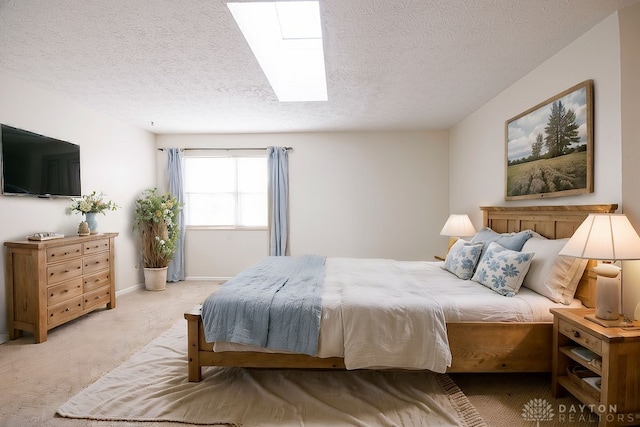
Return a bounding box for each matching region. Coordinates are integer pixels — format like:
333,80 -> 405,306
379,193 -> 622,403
185,305 -> 552,382
185,306 -> 206,382
446,322 -> 552,372
185,305 -> 345,381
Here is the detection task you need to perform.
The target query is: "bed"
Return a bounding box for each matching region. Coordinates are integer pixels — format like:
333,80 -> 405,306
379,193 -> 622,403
185,204 -> 617,382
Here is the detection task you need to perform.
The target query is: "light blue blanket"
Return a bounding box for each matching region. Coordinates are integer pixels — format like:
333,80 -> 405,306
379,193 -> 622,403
201,255 -> 326,356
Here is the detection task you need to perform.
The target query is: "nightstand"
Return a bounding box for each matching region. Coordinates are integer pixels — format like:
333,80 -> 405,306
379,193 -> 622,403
551,308 -> 640,426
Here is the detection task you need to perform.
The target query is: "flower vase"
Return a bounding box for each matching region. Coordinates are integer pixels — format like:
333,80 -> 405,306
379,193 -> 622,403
84,213 -> 98,234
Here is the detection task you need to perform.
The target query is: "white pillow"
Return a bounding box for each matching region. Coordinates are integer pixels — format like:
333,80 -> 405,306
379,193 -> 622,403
443,239 -> 484,280
521,236 -> 588,304
472,242 -> 534,297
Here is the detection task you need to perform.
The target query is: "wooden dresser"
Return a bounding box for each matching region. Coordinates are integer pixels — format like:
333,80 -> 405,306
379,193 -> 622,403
4,233 -> 118,343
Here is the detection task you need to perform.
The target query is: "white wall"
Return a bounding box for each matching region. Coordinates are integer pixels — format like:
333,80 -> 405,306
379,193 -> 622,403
158,130 -> 450,278
619,3 -> 640,318
0,72 -> 156,343
449,13 -> 623,228
449,11 -> 640,315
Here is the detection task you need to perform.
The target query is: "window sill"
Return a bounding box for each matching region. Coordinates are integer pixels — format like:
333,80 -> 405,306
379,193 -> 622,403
186,226 -> 268,232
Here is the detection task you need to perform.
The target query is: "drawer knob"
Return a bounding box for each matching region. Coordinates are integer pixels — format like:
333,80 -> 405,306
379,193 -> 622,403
574,331 -> 580,338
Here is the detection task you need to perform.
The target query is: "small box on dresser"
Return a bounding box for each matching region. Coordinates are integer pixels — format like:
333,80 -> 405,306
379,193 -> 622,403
5,233 -> 118,343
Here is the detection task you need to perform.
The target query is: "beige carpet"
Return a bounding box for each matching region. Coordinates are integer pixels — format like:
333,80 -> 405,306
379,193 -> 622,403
57,321 -> 486,427
451,372 -> 600,427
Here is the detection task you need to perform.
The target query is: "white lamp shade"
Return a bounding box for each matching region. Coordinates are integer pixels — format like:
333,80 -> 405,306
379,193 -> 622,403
558,213 -> 640,260
440,214 -> 476,237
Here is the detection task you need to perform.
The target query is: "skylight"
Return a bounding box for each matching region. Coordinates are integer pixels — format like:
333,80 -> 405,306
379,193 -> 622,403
227,1 -> 327,102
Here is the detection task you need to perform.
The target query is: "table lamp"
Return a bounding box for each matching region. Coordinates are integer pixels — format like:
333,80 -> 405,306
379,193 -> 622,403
440,214 -> 477,252
558,213 -> 640,327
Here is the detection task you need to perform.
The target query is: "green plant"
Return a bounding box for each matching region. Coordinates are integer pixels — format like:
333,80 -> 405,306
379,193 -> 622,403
133,188 -> 182,268
69,191 -> 119,215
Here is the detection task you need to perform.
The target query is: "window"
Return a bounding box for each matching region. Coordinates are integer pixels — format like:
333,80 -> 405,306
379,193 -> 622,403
184,156 -> 268,227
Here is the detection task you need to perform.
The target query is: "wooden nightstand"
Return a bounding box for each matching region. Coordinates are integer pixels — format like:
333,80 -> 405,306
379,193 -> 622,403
551,308 -> 640,426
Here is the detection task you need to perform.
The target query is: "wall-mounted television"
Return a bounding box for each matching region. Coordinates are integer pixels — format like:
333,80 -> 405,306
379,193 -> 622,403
0,124 -> 81,198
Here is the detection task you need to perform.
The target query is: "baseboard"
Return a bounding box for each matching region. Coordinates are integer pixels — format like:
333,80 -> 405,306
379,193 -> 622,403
114,278 -> 227,298
116,283 -> 144,297
0,333 -> 9,345
185,276 -> 231,282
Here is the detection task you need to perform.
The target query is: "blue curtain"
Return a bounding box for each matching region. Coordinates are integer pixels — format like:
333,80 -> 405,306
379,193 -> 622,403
268,147 -> 289,256
167,148 -> 186,282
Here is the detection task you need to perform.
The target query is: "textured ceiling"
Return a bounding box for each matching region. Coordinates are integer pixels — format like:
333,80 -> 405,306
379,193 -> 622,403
0,0 -> 637,134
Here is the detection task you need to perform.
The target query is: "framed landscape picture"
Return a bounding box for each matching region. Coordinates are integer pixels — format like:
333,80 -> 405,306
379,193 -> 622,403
505,80 -> 593,200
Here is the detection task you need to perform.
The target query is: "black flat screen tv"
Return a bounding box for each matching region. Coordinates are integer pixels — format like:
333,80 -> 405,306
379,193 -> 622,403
0,124 -> 81,197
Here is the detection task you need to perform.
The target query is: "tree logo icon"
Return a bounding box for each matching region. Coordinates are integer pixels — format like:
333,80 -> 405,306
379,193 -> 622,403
522,398 -> 555,426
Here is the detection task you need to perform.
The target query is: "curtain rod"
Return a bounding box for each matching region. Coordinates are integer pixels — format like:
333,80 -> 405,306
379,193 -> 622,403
158,147 -> 292,151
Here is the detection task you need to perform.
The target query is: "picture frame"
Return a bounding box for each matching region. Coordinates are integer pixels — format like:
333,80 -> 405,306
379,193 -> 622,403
505,80 -> 593,201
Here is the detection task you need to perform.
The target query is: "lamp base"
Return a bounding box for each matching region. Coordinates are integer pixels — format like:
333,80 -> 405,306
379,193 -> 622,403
593,266 -> 621,321
585,313 -> 633,328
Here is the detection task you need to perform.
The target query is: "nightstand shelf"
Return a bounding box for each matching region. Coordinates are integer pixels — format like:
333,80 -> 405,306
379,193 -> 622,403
557,375 -> 600,406
551,308 -> 640,427
558,346 -> 602,376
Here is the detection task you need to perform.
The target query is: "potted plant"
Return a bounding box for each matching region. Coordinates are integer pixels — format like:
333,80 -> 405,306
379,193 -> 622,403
68,191 -> 119,234
133,188 -> 182,291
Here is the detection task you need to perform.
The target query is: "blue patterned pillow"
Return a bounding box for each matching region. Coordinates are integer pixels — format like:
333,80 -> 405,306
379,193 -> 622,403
443,239 -> 484,280
472,242 -> 535,296
471,228 -> 532,252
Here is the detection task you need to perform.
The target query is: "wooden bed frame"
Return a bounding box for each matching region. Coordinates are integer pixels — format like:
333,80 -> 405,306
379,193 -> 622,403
185,204 -> 617,382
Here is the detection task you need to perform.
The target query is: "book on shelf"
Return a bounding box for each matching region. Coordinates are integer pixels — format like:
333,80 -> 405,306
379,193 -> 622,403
570,346 -> 596,361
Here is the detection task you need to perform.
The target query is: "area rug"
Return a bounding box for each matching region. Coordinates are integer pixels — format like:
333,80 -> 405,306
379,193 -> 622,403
57,322 -> 486,426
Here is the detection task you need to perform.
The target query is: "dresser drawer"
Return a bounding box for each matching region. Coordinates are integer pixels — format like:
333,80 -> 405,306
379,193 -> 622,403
46,243 -> 82,263
83,238 -> 109,255
83,253 -> 110,275
48,296 -> 82,325
47,277 -> 83,306
47,258 -> 83,285
558,319 -> 602,354
83,287 -> 111,311
83,270 -> 111,293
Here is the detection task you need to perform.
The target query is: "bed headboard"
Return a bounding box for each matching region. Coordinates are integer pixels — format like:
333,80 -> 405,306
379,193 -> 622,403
480,204 -> 618,308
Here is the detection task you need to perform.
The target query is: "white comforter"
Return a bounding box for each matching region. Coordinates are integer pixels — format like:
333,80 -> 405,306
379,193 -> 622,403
213,258 -> 582,372
319,258 -> 452,372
